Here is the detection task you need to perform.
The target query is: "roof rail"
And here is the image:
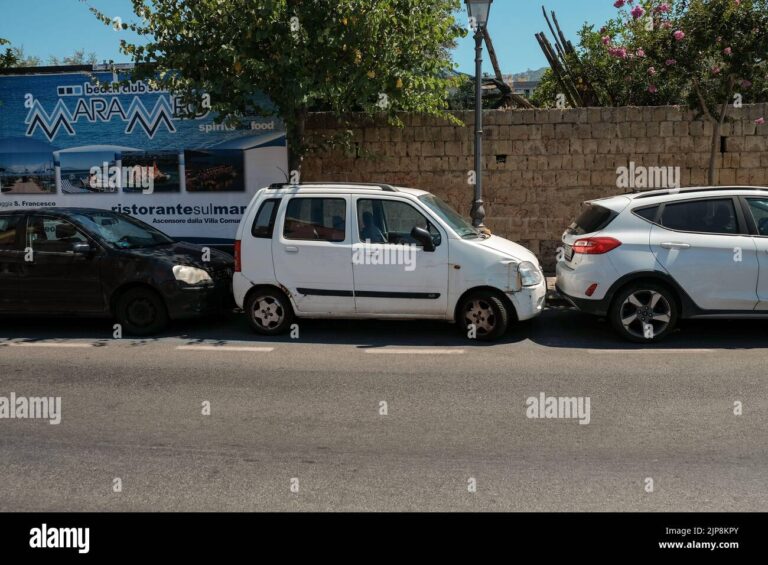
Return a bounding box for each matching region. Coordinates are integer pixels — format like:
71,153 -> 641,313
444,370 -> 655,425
634,186 -> 768,199
267,182 -> 398,192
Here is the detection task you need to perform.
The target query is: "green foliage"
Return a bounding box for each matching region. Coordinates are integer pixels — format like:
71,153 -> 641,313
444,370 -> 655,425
90,0 -> 467,171
535,0 -> 768,110
48,50 -> 98,66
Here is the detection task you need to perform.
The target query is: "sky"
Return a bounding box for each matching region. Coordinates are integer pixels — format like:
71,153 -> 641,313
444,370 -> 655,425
0,0 -> 618,75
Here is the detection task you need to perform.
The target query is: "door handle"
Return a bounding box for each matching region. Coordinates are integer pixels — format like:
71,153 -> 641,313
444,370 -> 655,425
660,242 -> 691,250
285,246 -> 299,253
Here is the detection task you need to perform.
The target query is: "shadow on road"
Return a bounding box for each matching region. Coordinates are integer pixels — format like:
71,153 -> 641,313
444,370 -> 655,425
1,306 -> 766,349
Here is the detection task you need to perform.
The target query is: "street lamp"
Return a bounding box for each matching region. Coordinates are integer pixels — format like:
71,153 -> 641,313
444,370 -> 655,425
465,0 -> 492,229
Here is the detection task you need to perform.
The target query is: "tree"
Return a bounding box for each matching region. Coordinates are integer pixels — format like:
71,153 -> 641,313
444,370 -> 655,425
89,0 -> 466,176
48,49 -> 98,66
0,40 -> 42,68
535,0 -> 768,185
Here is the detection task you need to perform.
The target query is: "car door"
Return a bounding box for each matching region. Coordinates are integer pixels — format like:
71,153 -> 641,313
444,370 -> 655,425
272,195 -> 355,314
741,196 -> 768,311
20,214 -> 106,313
649,196 -> 758,311
352,196 -> 449,316
0,213 -> 23,310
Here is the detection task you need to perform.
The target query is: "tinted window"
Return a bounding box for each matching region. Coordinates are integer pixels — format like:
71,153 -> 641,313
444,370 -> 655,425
252,198 -> 280,238
357,199 -> 440,246
746,198 -> 768,236
660,199 -> 737,234
633,206 -> 659,222
27,216 -> 89,252
0,216 -> 20,249
567,204 -> 616,236
284,198 -> 346,242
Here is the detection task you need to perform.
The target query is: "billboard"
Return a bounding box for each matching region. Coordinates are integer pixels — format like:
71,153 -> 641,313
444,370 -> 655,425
0,67 -> 288,246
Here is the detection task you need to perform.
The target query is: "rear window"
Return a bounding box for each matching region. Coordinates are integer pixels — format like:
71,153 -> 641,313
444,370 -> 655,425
252,198 -> 280,238
633,205 -> 659,222
659,198 -> 738,234
567,204 -> 616,236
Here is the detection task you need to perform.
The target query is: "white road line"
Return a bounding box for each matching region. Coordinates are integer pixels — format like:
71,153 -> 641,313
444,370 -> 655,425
7,342 -> 94,348
176,345 -> 274,352
587,348 -> 715,354
364,348 -> 466,355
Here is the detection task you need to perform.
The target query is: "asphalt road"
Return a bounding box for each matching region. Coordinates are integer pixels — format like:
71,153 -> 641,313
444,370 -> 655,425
0,305 -> 766,512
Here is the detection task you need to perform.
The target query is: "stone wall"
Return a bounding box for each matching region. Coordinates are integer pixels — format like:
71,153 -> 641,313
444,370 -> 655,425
303,104 -> 768,271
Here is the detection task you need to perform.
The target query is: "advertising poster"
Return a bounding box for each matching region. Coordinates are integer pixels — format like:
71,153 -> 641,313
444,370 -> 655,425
0,68 -> 288,246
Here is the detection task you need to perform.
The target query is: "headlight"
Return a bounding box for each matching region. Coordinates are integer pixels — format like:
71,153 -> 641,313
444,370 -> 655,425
173,265 -> 213,286
518,261 -> 542,287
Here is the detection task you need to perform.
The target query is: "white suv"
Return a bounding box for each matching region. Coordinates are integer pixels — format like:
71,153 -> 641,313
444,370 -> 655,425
556,186 -> 768,342
233,183 -> 546,340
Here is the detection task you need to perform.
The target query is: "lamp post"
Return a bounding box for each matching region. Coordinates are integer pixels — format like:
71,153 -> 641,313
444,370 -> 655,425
465,0 -> 492,229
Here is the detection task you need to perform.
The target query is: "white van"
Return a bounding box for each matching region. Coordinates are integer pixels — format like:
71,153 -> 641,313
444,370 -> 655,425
233,183 -> 546,340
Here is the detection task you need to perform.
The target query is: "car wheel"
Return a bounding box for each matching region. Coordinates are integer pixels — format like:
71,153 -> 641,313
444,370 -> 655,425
115,287 -> 169,336
610,283 -> 678,343
245,288 -> 294,335
458,291 -> 509,341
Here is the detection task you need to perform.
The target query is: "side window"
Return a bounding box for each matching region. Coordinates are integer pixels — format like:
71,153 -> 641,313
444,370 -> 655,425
0,216 -> 20,250
633,205 -> 659,223
283,198 -> 346,242
746,198 -> 768,236
659,199 -> 738,235
252,198 -> 281,238
27,216 -> 88,252
358,199 -> 440,246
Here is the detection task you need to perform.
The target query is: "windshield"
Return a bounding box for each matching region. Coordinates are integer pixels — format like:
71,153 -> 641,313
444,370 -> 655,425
72,211 -> 175,250
418,195 -> 479,239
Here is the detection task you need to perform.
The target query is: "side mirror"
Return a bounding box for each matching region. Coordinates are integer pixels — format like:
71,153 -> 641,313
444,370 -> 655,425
71,242 -> 92,257
411,226 -> 435,252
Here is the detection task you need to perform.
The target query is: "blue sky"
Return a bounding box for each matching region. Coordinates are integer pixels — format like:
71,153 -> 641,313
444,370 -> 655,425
0,0 -> 617,74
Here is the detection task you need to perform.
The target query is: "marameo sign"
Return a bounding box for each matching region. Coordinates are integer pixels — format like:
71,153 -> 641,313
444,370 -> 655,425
0,66 -> 288,246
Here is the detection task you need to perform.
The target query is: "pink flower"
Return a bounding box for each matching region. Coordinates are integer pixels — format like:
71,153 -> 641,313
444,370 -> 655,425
602,35 -> 612,45
665,58 -> 677,66
723,47 -> 732,56
609,46 -> 628,59
674,30 -> 686,41
741,79 -> 753,88
657,3 -> 671,13
631,5 -> 645,18
614,0 -> 626,8
647,66 -> 656,75
711,66 -> 721,75
756,118 -> 766,125
661,21 -> 672,29
648,85 -> 658,93
735,0 -> 741,5
636,48 -> 646,57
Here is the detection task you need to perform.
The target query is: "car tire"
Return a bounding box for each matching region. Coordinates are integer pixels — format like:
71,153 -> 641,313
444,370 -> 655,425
115,287 -> 169,336
609,282 -> 678,343
245,288 -> 295,335
457,291 -> 509,341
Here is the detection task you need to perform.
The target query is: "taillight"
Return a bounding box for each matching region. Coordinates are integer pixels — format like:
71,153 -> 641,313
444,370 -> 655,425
234,240 -> 242,272
572,237 -> 622,255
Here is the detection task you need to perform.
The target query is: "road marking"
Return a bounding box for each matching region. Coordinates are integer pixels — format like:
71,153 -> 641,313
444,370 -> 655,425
176,345 -> 274,352
8,342 -> 94,348
364,348 -> 466,355
587,348 -> 715,354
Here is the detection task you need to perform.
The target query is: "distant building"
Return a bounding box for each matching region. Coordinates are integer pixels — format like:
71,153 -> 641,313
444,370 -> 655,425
502,75 -> 541,99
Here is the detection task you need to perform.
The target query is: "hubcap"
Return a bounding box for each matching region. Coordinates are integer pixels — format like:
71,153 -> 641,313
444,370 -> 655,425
464,299 -> 496,335
127,298 -> 156,327
252,296 -> 284,329
619,290 -> 672,339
